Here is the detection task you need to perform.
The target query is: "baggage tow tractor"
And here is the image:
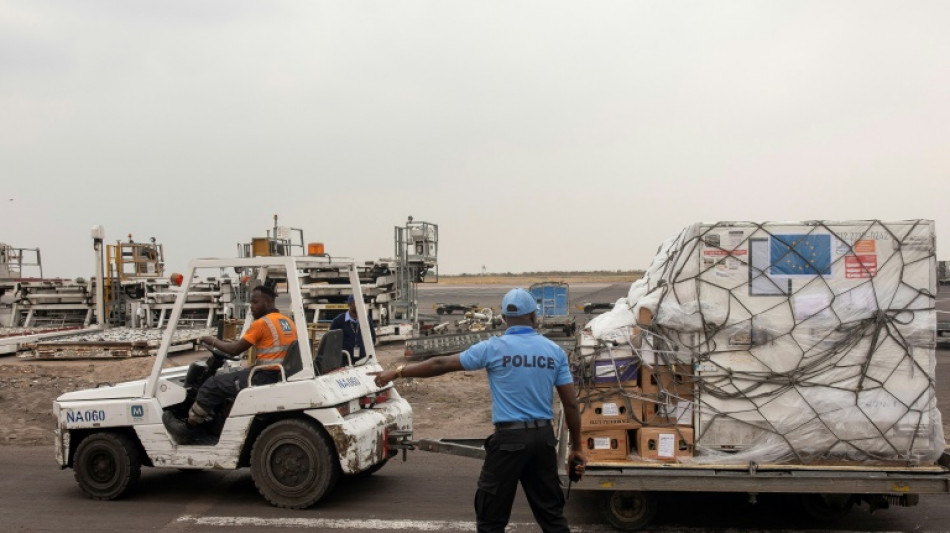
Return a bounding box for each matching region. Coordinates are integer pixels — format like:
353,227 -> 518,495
53,256 -> 412,508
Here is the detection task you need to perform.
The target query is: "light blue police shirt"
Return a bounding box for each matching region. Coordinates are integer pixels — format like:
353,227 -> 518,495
459,325 -> 573,424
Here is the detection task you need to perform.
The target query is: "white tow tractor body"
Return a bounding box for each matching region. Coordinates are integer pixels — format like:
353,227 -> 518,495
53,256 -> 412,508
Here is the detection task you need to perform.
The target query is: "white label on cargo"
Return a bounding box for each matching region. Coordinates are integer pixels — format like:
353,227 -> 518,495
658,434 -> 676,457
593,437 -> 611,450
727,230 -> 745,248
676,402 -> 694,424
793,293 -> 832,321
602,402 -> 620,416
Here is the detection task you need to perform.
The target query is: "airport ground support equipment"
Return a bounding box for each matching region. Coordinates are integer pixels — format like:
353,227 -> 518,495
1,229 -> 237,358
530,281 -> 576,336
53,256 -> 412,509
237,216 -> 437,343
0,241 -> 101,354
433,302 -> 478,315
556,220 -> 950,530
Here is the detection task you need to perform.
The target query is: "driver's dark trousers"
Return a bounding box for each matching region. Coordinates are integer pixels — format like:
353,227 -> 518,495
474,424 -> 569,533
195,367 -> 280,416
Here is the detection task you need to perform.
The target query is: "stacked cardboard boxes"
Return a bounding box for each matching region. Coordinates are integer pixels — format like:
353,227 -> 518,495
577,347 -> 641,461
635,364 -> 695,461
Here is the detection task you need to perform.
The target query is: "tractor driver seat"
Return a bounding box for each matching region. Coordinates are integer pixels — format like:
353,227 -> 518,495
279,329 -> 345,378
314,329 -> 344,374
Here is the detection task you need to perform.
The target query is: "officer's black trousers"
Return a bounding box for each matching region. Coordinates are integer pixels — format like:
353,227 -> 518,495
195,367 -> 280,414
474,426 -> 569,533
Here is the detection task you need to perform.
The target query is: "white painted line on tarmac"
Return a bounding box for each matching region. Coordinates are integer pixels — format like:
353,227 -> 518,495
176,516 -> 479,530
174,515 -> 902,533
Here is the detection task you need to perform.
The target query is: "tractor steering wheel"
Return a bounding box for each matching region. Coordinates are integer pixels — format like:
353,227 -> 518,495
200,341 -> 241,361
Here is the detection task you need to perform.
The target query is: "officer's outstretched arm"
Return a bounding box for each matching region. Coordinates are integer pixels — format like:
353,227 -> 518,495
373,354 -> 463,385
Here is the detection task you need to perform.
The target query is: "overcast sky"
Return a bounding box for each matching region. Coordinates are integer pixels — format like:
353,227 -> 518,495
2,1 -> 948,278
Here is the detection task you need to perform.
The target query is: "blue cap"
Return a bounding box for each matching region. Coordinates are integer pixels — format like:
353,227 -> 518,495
501,288 -> 538,317
347,294 -> 356,303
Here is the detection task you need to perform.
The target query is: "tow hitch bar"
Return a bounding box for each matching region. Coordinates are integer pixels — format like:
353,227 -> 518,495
387,431 -> 486,461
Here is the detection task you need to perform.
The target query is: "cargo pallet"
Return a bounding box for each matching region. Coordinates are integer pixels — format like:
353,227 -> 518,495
21,328 -> 213,360
0,327 -> 95,356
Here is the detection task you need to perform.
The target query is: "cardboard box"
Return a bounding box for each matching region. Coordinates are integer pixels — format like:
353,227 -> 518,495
636,427 -> 694,461
642,393 -> 694,426
593,356 -> 639,388
580,392 -> 643,430
640,365 -> 695,396
582,429 -> 630,461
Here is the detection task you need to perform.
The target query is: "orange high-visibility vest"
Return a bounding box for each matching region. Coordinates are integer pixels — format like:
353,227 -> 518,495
242,312 -> 297,365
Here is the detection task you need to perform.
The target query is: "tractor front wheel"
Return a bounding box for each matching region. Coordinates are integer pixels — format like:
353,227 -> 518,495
73,432 -> 141,501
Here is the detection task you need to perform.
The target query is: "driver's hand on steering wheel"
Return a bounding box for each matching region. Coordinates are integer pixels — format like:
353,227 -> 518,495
199,335 -> 216,347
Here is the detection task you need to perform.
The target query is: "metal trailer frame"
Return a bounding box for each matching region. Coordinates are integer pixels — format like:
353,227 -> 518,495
554,416 -> 950,529
0,326 -> 98,355
6,279 -> 97,328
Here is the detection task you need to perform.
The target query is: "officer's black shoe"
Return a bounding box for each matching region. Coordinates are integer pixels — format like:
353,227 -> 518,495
162,410 -> 197,445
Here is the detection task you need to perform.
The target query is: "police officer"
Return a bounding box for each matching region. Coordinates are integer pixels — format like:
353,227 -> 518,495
374,288 -> 586,533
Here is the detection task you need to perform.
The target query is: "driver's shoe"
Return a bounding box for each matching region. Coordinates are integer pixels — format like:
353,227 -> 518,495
162,410 -> 197,445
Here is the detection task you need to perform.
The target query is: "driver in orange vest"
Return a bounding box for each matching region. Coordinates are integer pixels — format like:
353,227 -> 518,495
164,284 -> 297,444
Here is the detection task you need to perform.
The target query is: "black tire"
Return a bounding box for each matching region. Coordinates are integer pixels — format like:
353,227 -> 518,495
436,308 -> 445,315
599,490 -> 657,531
800,493 -> 854,521
251,419 -> 339,509
73,432 -> 141,501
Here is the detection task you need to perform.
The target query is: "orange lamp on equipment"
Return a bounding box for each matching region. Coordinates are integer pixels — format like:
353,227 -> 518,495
308,242 -> 325,256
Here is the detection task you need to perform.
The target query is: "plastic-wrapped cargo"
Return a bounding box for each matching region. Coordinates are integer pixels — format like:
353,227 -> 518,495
583,220 -> 944,465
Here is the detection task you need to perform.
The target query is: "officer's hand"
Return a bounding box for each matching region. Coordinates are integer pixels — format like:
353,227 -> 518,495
370,370 -> 397,387
567,450 -> 587,480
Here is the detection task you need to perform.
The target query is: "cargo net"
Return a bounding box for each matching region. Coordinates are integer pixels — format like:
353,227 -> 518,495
581,220 -> 943,465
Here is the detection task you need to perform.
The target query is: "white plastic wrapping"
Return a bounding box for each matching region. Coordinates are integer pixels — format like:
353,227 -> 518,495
580,220 -> 944,465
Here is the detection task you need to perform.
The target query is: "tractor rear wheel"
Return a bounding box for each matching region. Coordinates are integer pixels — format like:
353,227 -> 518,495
251,419 -> 339,509
73,432 -> 141,501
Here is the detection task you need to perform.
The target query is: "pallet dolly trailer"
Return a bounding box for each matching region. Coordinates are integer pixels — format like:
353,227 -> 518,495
554,426 -> 950,530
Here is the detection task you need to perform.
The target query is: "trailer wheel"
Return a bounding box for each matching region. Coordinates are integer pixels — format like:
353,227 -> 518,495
73,432 -> 141,501
251,419 -> 339,509
599,490 -> 657,530
800,493 -> 854,521
436,308 -> 445,315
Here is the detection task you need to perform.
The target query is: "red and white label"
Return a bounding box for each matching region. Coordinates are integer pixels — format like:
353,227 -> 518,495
845,255 -> 877,278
